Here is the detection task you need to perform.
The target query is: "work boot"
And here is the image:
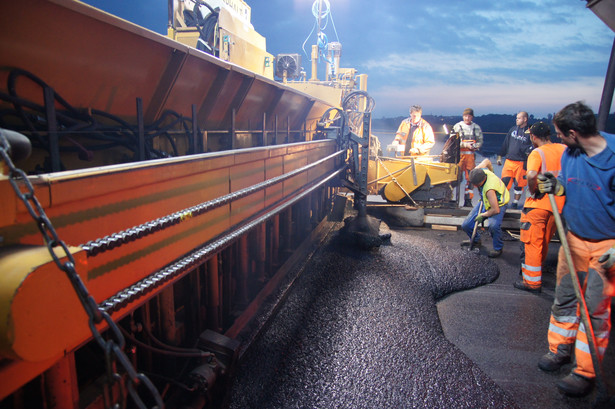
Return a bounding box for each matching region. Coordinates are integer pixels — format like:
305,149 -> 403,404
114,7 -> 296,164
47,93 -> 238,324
488,249 -> 502,258
538,351 -> 571,372
461,239 -> 481,247
556,372 -> 594,397
513,280 -> 541,294
463,198 -> 473,207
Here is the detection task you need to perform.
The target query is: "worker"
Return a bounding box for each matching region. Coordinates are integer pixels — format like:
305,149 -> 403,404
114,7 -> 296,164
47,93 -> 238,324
391,105 -> 435,156
536,101 -> 615,397
460,158 -> 510,258
453,107 -> 483,207
514,122 -> 566,294
496,111 -> 532,209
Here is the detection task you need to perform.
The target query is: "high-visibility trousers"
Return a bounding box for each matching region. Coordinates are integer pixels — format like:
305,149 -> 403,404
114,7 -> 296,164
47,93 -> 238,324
501,159 -> 527,190
519,208 -> 556,289
459,151 -> 475,198
547,232 -> 615,378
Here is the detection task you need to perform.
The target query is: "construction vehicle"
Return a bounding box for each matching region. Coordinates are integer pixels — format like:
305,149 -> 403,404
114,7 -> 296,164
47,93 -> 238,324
367,126 -> 462,207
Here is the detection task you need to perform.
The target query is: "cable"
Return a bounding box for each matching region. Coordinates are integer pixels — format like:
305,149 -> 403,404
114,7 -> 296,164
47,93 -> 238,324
328,3 -> 340,43
119,325 -> 212,359
302,21 -> 317,60
0,68 -> 198,172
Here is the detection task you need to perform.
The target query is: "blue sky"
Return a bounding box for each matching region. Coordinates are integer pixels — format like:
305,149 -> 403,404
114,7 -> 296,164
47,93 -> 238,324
81,0 -> 614,119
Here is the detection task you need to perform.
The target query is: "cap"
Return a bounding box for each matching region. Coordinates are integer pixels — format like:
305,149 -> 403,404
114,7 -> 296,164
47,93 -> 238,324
463,108 -> 474,116
469,168 -> 487,185
529,121 -> 551,139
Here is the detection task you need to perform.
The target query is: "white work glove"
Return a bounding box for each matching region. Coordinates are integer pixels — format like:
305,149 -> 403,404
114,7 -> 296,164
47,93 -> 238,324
409,148 -> 419,155
392,140 -> 399,146
461,140 -> 474,149
599,244 -> 615,269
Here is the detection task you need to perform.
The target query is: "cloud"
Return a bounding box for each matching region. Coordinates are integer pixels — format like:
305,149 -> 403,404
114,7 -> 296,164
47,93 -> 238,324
362,45 -> 609,85
80,0 -> 615,119
370,77 -> 606,118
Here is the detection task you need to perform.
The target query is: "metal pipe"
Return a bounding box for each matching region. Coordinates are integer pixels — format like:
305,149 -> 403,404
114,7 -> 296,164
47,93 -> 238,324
137,97 -> 145,161
274,115 -> 278,145
222,248 -> 233,325
272,214 -> 280,266
231,108 -> 236,149
194,265 -> 204,334
238,235 -> 250,307
207,255 -> 220,331
286,116 -> 290,144
44,353 -> 78,409
160,286 -> 177,345
192,103 -> 199,153
257,223 -> 267,283
262,112 -> 267,146
283,207 -> 293,253
44,86 -> 60,172
311,45 -> 318,81
597,38 -> 615,131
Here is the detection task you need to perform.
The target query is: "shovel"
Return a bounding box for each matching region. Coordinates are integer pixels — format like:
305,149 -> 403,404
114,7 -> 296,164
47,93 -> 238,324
468,200 -> 484,252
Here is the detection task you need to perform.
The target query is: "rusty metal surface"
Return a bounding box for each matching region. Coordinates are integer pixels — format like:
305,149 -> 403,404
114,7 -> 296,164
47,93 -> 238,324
0,0 -> 333,132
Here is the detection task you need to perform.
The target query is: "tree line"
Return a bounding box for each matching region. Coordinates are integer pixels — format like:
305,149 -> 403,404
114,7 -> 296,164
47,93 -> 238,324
372,113 -> 615,136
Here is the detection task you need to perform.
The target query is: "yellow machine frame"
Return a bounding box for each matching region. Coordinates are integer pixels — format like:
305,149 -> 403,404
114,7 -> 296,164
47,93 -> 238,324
368,155 -> 459,203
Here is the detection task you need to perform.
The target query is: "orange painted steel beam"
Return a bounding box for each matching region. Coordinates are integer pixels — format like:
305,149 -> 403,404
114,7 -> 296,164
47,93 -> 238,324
0,140 -> 337,401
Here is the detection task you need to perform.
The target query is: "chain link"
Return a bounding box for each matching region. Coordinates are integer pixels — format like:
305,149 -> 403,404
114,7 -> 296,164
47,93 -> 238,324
0,130 -> 164,409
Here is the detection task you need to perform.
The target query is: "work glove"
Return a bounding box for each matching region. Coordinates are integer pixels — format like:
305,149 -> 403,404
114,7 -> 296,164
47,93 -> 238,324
537,172 -> 565,196
599,245 -> 615,269
475,214 -> 486,225
461,140 -> 474,149
497,156 -> 502,166
392,139 -> 399,146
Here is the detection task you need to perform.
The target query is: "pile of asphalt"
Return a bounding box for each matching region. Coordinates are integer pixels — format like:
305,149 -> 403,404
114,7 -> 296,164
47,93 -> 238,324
228,225 -> 517,409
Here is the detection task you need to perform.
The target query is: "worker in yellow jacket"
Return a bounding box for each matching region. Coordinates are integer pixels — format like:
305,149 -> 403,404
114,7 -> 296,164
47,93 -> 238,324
391,105 -> 435,156
460,159 -> 510,258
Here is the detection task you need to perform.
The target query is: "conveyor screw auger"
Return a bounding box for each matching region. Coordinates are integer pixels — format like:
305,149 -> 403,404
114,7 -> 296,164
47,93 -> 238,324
0,129 -> 165,409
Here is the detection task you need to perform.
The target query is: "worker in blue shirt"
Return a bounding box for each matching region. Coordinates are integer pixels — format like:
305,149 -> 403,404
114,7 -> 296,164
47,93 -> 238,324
497,111 -> 532,208
536,101 -> 615,398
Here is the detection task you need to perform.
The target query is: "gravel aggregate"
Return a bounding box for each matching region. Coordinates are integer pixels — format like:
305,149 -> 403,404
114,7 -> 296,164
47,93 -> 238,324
228,223 -> 518,408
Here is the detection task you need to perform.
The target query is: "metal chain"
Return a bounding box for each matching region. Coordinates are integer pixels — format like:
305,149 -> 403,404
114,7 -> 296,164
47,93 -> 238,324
0,130 -> 164,409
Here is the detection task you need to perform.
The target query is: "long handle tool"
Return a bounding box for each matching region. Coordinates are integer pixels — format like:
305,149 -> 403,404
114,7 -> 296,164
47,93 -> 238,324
469,200 -> 483,252
548,193 -> 609,405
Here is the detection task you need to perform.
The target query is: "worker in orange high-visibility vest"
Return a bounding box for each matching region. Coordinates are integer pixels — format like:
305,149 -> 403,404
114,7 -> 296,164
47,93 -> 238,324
514,121 -> 565,294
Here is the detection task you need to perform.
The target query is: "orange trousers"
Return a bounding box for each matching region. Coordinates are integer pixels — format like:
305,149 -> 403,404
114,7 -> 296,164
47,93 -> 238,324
519,208 -> 556,289
501,159 -> 527,190
459,152 -> 475,197
547,233 -> 615,378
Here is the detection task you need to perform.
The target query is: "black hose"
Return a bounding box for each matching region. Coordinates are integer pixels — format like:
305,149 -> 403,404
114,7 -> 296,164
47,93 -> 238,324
0,68 -> 199,171
119,326 -> 211,359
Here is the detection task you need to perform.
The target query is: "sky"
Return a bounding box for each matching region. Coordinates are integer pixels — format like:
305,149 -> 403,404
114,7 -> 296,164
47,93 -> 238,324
81,0 -> 615,119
